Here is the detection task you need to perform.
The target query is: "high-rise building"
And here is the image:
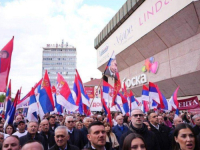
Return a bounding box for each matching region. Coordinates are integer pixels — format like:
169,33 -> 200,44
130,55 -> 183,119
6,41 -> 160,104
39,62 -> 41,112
42,40 -> 76,89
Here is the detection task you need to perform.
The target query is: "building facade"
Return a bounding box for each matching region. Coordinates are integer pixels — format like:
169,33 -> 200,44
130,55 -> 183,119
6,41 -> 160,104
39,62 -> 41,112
42,40 -> 76,89
95,0 -> 200,99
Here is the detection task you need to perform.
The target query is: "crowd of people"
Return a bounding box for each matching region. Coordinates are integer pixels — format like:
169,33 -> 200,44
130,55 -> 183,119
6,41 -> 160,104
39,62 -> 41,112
0,109 -> 199,150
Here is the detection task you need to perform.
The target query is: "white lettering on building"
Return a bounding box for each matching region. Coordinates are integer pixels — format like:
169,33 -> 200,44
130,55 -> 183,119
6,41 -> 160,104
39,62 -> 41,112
123,74 -> 147,88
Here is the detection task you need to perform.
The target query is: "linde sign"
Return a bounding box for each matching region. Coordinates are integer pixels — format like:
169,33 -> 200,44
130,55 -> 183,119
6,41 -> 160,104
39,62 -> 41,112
123,74 -> 147,88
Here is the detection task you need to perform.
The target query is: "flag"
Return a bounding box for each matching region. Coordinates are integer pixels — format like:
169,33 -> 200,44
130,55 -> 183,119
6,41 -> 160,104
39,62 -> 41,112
52,88 -> 63,114
17,79 -> 42,109
156,86 -> 168,110
118,92 -> 129,115
56,73 -> 78,112
5,79 -> 12,120
4,89 -> 20,128
129,90 -> 138,113
27,88 -> 38,122
149,82 -> 160,104
141,85 -> 149,112
38,70 -> 54,119
0,37 -> 14,92
168,87 -> 179,111
100,87 -> 112,126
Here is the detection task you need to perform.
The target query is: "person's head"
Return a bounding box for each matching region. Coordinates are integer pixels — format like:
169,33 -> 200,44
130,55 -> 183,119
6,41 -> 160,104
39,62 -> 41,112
40,119 -> 49,133
27,121 -> 38,135
173,117 -> 183,128
0,51 -> 9,59
116,115 -> 123,126
5,124 -> 15,135
192,114 -> 200,127
148,112 -> 158,126
131,109 -> 144,128
158,115 -> 164,125
173,123 -> 198,150
2,136 -> 21,150
143,121 -> 151,131
22,140 -> 44,150
49,116 -> 56,126
54,126 -> 69,149
122,133 -> 146,150
0,122 -> 4,132
110,59 -> 117,74
58,115 -> 63,122
75,121 -> 83,130
97,115 -> 103,122
17,120 -> 26,133
104,122 -> 111,133
65,116 -> 74,130
0,132 -> 4,144
169,112 -> 174,120
87,121 -> 106,149
15,115 -> 22,123
83,117 -> 92,129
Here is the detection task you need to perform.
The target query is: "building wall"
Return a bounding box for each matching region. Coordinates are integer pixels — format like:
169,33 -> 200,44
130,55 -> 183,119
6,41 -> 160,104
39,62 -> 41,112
42,42 -> 76,89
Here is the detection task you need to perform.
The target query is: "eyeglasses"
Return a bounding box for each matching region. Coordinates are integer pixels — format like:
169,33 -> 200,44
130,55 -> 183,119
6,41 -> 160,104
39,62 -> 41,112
132,114 -> 144,117
67,121 -> 74,123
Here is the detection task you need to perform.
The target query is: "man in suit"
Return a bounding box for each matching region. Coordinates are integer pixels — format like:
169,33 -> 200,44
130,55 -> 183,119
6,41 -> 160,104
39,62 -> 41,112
104,59 -> 118,80
49,126 -> 79,150
49,115 -> 59,132
40,119 -> 55,149
65,116 -> 84,149
19,121 -> 45,148
192,114 -> 200,135
80,117 -> 92,146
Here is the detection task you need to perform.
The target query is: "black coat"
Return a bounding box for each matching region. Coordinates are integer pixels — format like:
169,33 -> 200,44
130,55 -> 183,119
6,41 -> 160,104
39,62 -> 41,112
40,130 -> 55,150
68,128 -> 84,149
48,143 -> 80,150
80,126 -> 88,146
112,124 -> 129,143
19,132 -> 45,148
119,123 -> 160,150
49,123 -> 60,132
84,141 -> 112,150
193,125 -> 200,136
149,123 -> 171,150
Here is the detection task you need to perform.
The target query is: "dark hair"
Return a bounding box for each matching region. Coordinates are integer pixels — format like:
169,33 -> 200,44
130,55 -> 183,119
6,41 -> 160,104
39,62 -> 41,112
172,123 -> 199,150
123,115 -> 129,124
183,114 -> 190,123
104,122 -> 111,134
49,115 -> 55,120
122,133 -> 146,150
88,121 -> 104,134
5,124 -> 15,135
22,140 -> 44,149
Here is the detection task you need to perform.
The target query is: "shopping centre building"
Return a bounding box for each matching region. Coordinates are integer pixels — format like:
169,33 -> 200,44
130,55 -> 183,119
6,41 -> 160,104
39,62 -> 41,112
94,0 -> 200,100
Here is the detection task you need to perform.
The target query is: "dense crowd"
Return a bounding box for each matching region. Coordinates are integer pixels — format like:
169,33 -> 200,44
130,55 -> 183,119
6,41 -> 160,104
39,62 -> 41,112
0,109 -> 200,150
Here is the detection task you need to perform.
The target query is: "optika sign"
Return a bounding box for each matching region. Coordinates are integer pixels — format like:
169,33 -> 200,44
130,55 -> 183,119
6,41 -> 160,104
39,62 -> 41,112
123,74 -> 147,88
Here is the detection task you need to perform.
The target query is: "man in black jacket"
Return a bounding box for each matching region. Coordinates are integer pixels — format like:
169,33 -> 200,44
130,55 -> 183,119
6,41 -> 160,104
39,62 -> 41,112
49,126 -> 79,150
65,116 -> 84,149
120,109 -> 160,150
40,119 -> 55,149
19,121 -> 45,148
49,115 -> 59,132
192,114 -> 200,136
84,121 -> 112,150
148,112 -> 170,150
80,117 -> 92,146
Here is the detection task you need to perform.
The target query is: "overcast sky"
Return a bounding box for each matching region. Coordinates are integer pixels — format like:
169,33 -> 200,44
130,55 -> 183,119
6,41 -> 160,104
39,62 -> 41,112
0,0 -> 126,98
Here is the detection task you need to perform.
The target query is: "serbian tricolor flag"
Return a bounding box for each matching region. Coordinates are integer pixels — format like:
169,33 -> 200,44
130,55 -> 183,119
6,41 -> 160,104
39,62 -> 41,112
17,79 -> 42,109
5,79 -> 12,119
100,87 -> 112,126
38,70 -> 54,119
156,86 -> 168,110
4,89 -> 20,128
56,73 -> 78,112
119,93 -> 129,115
141,85 -> 149,113
168,87 -> 179,111
129,91 -> 139,113
73,70 -> 90,115
0,37 -> 14,92
52,86 -> 63,114
27,88 -> 38,122
149,82 -> 160,105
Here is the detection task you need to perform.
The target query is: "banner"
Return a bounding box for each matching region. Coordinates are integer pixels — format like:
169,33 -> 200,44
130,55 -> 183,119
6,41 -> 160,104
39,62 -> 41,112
178,96 -> 200,110
85,87 -> 94,99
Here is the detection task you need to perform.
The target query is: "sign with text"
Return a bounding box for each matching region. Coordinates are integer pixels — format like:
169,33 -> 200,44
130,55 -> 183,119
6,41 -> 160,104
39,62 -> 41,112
85,87 -> 95,99
178,96 -> 200,110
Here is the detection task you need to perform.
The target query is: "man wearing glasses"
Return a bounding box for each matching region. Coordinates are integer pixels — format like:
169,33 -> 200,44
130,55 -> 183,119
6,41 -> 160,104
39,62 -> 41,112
120,109 -> 160,150
65,116 -> 84,149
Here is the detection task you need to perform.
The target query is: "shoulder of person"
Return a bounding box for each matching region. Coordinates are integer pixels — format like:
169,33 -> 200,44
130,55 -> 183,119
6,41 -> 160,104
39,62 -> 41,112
69,144 -> 80,150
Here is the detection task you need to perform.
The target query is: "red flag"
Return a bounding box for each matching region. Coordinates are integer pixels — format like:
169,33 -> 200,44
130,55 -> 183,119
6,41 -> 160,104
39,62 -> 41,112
0,37 -> 14,92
